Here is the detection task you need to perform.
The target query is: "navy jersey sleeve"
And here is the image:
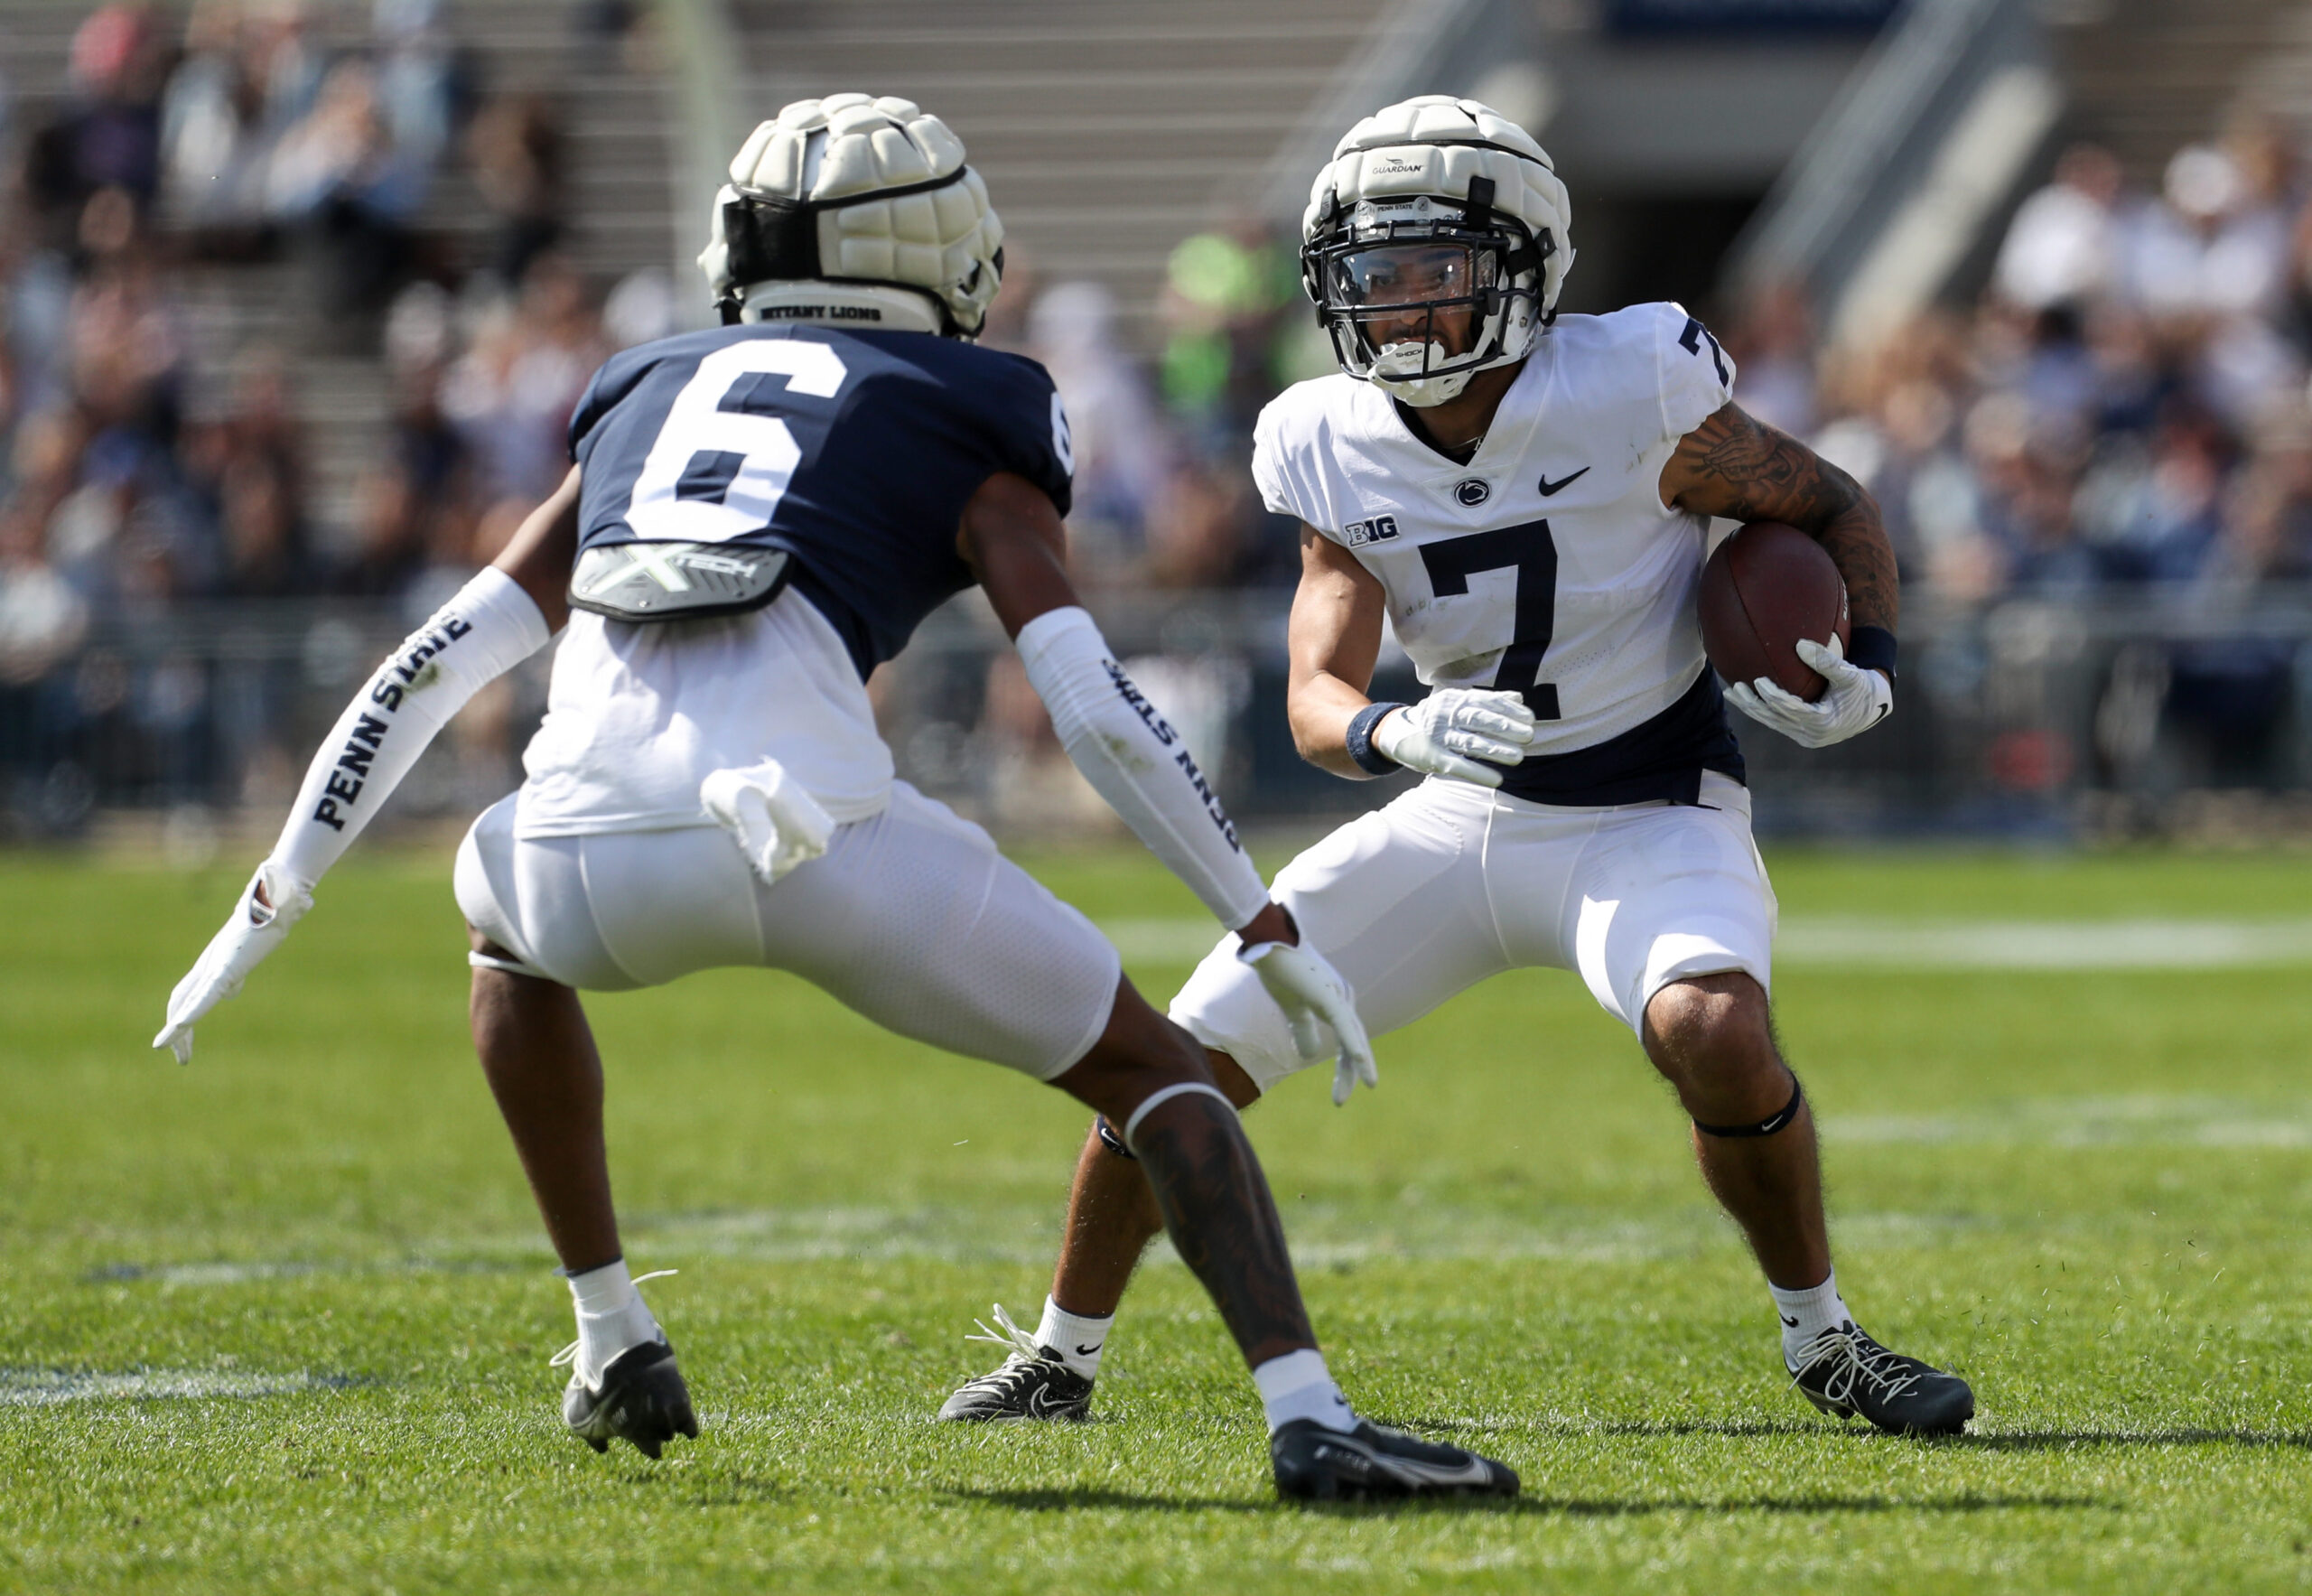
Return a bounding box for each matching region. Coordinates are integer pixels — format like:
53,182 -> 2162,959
567,349 -> 643,464
974,354 -> 1075,520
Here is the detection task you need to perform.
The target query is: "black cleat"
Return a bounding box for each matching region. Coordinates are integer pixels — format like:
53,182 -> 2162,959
938,1306 -> 1093,1422
1271,1419 -> 1521,1503
1788,1322 -> 1974,1436
937,1348 -> 1094,1422
561,1337 -> 700,1459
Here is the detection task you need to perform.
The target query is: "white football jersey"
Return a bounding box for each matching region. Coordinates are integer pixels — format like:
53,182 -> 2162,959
1253,301 -> 1741,804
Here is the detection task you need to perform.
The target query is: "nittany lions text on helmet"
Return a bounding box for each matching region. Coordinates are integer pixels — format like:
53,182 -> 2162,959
697,93 -> 1005,337
1300,95 -> 1574,406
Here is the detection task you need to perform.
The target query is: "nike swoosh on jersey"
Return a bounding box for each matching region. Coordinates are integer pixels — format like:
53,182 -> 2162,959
1536,467 -> 1590,496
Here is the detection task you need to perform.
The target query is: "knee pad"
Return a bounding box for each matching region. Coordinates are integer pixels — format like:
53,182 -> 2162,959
1694,1075 -> 1803,1139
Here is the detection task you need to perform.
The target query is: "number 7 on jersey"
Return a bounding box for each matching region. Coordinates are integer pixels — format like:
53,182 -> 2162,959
1417,519 -> 1562,719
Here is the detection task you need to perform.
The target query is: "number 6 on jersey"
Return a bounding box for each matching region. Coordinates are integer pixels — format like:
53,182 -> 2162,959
624,341 -> 851,543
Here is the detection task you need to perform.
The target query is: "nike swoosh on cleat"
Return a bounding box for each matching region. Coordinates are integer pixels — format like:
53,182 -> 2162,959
1537,467 -> 1590,496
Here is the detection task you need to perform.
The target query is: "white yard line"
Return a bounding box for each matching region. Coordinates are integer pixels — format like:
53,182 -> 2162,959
1098,917 -> 2312,970
1835,1094 -> 2312,1148
0,1368 -> 348,1406
1772,918 -> 2312,969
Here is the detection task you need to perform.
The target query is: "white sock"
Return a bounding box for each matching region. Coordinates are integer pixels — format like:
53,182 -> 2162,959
1253,1349 -> 1356,1435
1770,1269 -> 1853,1367
567,1259 -> 662,1387
1035,1296 -> 1113,1380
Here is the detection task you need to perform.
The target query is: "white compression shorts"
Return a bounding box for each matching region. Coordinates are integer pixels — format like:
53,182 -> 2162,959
1169,771 -> 1777,1094
453,782 -> 1123,1080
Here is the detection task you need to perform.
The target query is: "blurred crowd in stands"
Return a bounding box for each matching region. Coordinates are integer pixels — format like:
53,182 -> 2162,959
0,0 -> 671,825
1772,114 -> 2312,604
1749,110 -> 2312,792
2,1 -> 2310,831
1006,112 -> 2312,612
973,222 -> 1324,596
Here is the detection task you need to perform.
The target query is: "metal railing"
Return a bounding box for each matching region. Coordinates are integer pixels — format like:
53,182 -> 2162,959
6,585 -> 2311,844
1724,0 -> 2059,340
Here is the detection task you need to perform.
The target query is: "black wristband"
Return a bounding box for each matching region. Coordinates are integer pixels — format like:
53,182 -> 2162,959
1847,625 -> 1897,681
1345,702 -> 1407,776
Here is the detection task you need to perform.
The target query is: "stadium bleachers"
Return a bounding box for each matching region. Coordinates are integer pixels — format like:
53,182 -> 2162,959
720,0 -> 1393,341
4,0 -> 1391,547
2059,0 -> 2308,183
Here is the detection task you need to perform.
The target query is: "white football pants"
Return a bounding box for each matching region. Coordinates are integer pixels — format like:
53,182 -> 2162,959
1170,772 -> 1777,1094
453,781 -> 1123,1080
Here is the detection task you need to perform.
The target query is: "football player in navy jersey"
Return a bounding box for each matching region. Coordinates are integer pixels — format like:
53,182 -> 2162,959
153,95 -> 1518,1501
944,97 -> 1974,1437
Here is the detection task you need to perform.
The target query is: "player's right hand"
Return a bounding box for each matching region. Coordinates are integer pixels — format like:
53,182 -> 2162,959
1371,689 -> 1536,787
153,860 -> 313,1065
1238,937 -> 1378,1106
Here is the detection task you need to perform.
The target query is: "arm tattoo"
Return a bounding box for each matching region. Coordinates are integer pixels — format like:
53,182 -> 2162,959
1672,404 -> 1900,634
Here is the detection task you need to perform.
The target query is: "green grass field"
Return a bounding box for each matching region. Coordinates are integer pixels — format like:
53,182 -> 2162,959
6,842 -> 2312,1592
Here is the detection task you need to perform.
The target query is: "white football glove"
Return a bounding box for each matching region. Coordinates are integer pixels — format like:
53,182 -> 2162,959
702,760 -> 838,885
153,860 -> 314,1065
1238,938 -> 1377,1106
1373,688 -> 1537,788
1723,635 -> 1893,750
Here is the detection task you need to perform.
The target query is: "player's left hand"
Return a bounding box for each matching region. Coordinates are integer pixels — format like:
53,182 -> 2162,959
1724,635 -> 1892,750
1238,938 -> 1377,1106
153,860 -> 314,1065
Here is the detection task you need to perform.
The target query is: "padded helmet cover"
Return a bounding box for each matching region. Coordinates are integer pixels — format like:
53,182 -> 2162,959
1300,95 -> 1575,402
698,94 -> 1005,337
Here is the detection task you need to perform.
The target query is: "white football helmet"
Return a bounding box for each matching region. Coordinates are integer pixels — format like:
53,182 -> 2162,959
697,94 -> 1005,338
1300,95 -> 1574,406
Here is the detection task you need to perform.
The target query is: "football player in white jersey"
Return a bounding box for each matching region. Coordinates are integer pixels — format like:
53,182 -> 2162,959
150,96 -> 1523,1502
943,96 -> 1972,1436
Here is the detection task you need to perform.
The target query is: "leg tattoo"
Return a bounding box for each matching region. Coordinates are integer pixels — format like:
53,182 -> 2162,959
1126,1089 -> 1314,1368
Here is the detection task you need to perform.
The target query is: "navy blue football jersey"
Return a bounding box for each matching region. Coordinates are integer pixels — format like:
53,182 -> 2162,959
569,324 -> 1074,676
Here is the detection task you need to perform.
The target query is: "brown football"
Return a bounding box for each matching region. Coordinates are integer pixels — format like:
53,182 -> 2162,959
1697,520 -> 1851,703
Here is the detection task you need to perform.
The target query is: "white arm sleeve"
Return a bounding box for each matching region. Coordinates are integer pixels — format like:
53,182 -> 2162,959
271,566 -> 553,889
1015,605 -> 1270,929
